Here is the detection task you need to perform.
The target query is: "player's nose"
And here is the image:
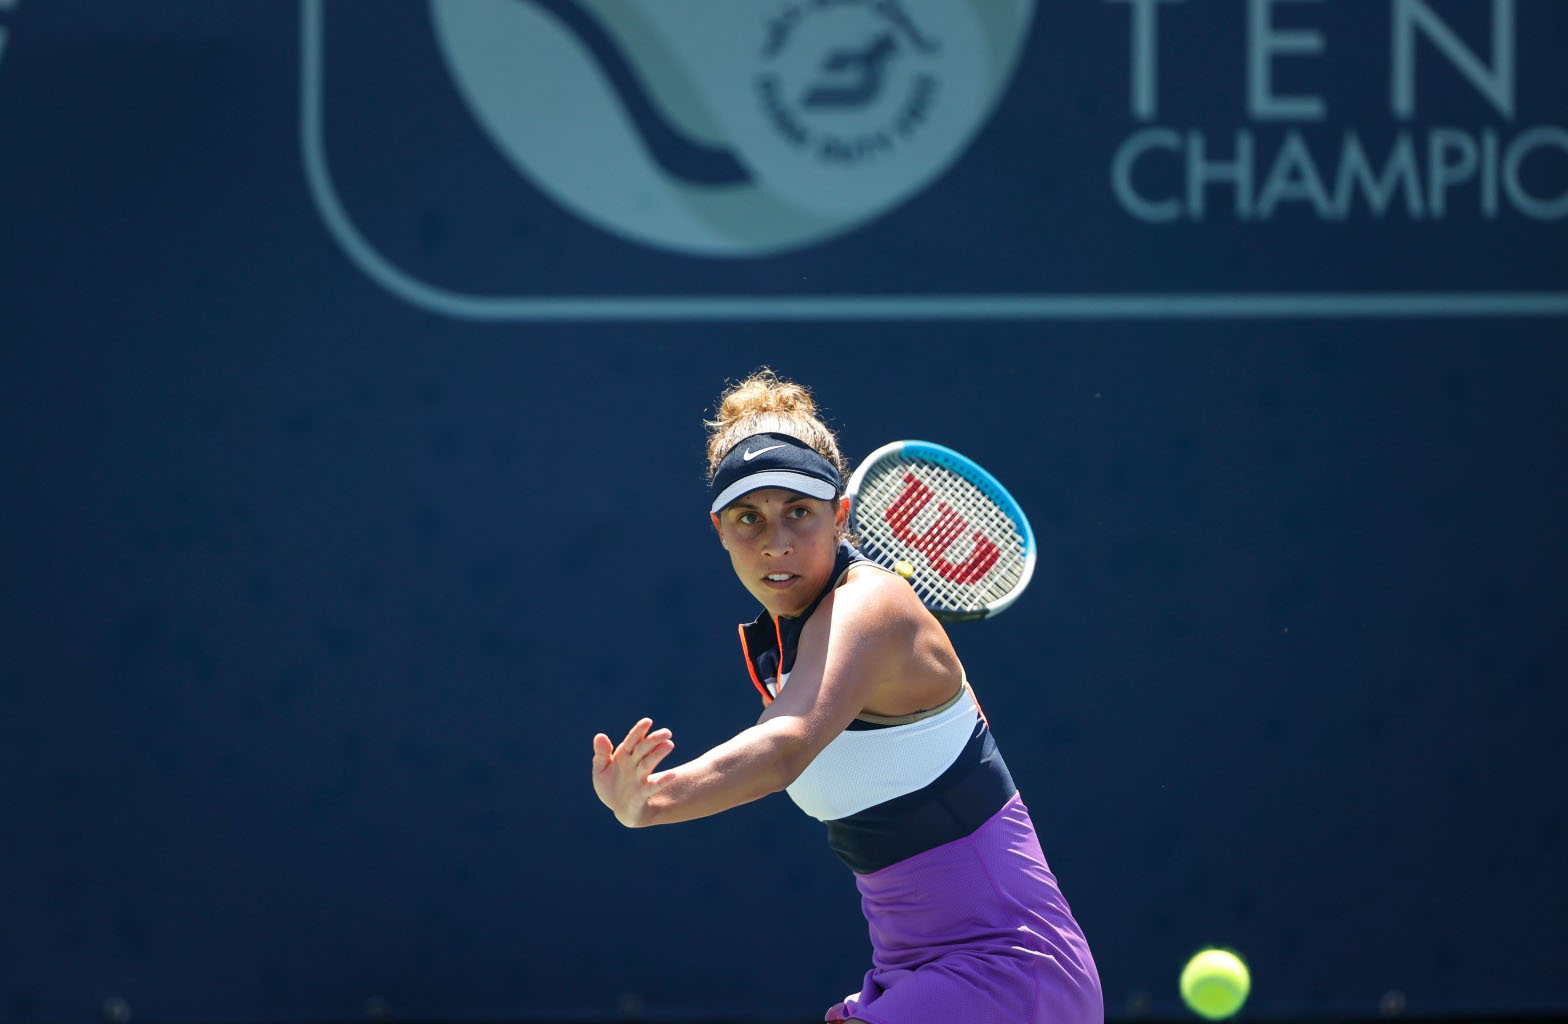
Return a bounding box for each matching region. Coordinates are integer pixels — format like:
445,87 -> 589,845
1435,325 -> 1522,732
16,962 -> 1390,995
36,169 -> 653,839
761,521 -> 793,556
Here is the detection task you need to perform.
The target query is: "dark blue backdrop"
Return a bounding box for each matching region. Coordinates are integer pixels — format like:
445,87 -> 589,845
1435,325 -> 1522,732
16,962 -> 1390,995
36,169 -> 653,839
2,2 -> 1565,1022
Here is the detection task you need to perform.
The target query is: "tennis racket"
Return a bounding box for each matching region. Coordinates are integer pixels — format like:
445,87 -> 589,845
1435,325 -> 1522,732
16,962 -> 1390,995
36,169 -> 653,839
846,441 -> 1036,622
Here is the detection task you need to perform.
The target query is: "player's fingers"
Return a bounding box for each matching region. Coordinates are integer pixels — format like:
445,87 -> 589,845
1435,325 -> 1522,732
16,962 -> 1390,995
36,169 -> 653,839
632,728 -> 672,762
640,739 -> 675,774
592,733 -> 613,765
634,736 -> 673,766
616,718 -> 652,757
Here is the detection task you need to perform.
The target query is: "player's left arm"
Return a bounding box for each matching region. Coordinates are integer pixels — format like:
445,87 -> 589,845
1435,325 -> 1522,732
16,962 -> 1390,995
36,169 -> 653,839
591,573 -> 912,827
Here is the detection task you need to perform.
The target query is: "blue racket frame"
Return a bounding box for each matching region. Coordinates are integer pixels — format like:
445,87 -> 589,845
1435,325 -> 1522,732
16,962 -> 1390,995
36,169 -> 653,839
848,440 -> 1037,620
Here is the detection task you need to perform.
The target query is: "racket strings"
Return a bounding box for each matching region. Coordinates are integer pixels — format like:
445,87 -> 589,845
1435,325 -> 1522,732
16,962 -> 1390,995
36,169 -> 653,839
854,458 -> 1028,614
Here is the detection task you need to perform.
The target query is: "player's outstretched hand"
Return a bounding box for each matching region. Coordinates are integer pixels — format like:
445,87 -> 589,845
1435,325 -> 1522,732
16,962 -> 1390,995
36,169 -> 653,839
592,718 -> 675,827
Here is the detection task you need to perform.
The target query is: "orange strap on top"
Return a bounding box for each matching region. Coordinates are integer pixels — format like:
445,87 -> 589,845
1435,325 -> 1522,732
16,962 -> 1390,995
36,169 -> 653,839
772,615 -> 786,695
736,615 -> 789,706
738,621 -> 772,705
969,684 -> 991,729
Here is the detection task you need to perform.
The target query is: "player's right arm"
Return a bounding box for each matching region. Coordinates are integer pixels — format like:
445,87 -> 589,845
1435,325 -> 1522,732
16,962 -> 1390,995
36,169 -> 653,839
591,574 -> 914,827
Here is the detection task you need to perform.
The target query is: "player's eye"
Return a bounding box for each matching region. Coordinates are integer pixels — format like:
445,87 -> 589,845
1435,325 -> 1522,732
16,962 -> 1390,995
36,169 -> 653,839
787,506 -> 810,520
737,511 -> 760,525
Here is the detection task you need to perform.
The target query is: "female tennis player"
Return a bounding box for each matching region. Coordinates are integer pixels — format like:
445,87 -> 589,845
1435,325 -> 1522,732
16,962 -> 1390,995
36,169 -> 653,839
591,371 -> 1101,1024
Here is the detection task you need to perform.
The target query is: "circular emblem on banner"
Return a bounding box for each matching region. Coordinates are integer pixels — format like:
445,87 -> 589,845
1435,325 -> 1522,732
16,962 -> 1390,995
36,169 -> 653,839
430,0 -> 1034,257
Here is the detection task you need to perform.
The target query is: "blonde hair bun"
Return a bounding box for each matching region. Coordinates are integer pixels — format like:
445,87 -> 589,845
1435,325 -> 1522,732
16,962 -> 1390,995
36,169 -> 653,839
706,369 -> 847,482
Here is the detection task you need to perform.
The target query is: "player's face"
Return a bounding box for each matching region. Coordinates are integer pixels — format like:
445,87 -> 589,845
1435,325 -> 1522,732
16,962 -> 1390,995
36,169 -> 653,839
714,488 -> 846,618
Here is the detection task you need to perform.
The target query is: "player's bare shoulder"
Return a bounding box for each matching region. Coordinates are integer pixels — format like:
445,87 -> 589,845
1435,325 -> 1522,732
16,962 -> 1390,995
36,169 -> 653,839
828,562 -> 933,649
837,563 -> 963,713
841,561 -> 927,616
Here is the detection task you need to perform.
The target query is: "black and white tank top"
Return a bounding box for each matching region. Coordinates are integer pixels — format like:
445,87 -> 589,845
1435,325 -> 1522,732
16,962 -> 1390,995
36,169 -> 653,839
737,543 -> 1018,874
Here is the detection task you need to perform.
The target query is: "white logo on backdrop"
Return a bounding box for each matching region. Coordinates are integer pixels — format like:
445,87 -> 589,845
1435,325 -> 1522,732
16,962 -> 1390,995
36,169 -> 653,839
428,0 -> 1033,256
300,0 -> 1568,319
1108,0 -> 1567,224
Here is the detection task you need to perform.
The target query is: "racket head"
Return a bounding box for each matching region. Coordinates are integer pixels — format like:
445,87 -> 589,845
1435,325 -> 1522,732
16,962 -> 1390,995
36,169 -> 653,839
846,440 -> 1036,621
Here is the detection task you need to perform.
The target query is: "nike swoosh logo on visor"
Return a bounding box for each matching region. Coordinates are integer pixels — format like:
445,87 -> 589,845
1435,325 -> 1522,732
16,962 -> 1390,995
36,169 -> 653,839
743,444 -> 787,461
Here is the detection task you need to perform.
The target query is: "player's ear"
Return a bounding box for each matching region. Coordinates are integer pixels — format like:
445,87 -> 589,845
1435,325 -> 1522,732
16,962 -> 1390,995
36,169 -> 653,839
711,512 -> 727,550
836,497 -> 849,531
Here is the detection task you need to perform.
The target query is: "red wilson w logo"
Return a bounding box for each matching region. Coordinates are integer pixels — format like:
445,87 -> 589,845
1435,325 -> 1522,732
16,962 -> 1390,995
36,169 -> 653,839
883,472 -> 1001,584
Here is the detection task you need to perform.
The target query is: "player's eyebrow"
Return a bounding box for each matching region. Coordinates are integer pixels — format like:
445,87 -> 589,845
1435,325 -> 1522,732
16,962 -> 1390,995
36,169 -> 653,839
729,491 -> 813,509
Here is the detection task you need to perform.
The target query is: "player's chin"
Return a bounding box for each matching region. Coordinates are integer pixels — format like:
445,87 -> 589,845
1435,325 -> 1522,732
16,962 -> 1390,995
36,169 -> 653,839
761,585 -> 814,616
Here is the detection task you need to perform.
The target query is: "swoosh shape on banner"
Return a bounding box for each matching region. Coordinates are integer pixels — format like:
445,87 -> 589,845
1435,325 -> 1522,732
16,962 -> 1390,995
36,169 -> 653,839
526,0 -> 751,186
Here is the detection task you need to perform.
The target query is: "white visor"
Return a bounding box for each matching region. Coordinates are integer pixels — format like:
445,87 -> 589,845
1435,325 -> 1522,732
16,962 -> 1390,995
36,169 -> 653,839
710,471 -> 839,515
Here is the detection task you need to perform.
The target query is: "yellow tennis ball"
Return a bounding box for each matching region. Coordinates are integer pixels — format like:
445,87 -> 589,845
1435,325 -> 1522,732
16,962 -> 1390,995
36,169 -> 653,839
1180,948 -> 1250,1020
893,559 -> 915,578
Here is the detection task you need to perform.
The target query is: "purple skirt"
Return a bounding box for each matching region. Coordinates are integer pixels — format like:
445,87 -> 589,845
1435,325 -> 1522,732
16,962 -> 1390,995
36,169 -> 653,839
826,794 -> 1102,1024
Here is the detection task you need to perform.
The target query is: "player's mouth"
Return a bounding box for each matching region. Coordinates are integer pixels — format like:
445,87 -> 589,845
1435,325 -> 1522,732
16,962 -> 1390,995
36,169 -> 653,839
761,572 -> 799,589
